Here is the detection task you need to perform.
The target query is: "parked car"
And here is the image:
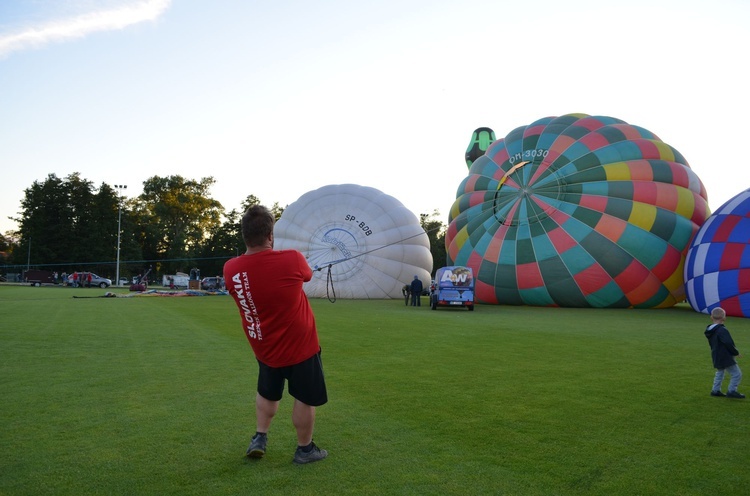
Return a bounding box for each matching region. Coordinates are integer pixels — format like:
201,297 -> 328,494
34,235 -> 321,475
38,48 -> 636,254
67,272 -> 112,288
200,276 -> 224,290
422,279 -> 435,296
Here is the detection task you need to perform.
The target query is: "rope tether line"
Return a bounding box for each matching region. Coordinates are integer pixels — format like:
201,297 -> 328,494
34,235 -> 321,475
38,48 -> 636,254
314,225 -> 443,303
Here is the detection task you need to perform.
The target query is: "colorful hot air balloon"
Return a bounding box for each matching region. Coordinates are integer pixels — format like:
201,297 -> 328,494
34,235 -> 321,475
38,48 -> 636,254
465,127 -> 496,169
274,184 -> 433,299
685,188 -> 750,318
446,114 -> 709,308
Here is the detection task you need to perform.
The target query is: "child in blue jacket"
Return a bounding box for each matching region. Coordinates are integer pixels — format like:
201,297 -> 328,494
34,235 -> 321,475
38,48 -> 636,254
705,307 -> 744,399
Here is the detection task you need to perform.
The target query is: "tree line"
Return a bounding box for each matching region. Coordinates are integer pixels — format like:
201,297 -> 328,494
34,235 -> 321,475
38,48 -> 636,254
1,173 -> 447,283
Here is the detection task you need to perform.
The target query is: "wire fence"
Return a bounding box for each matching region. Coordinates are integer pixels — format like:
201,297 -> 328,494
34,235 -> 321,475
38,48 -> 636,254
1,256 -> 231,286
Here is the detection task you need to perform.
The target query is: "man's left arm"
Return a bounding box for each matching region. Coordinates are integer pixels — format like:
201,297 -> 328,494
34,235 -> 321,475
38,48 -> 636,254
298,251 -> 313,282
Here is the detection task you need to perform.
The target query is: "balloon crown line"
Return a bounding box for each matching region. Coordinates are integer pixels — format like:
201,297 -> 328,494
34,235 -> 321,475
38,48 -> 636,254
310,224 -> 441,303
311,225 -> 439,272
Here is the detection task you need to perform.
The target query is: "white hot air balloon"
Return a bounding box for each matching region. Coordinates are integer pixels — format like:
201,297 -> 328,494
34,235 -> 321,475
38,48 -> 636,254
274,184 -> 433,299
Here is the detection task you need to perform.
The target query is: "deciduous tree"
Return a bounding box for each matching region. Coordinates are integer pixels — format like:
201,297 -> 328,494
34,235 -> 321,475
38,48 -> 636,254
138,175 -> 224,274
420,210 -> 447,275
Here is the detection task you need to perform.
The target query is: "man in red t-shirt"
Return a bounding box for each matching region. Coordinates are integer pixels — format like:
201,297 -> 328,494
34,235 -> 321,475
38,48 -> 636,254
223,205 -> 328,465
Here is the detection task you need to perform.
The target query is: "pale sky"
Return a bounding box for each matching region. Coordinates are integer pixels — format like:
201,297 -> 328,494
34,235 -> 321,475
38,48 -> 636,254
1,0 -> 748,236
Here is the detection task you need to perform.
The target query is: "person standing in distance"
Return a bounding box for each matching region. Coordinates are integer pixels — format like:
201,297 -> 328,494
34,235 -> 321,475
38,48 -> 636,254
705,307 -> 744,399
410,275 -> 423,307
223,205 -> 329,464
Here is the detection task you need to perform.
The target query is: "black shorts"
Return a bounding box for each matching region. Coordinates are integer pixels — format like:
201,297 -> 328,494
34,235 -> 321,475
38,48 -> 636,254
257,350 -> 328,407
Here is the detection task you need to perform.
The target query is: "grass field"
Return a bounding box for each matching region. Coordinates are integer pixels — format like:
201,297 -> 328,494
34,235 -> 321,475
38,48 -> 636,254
1,284 -> 748,495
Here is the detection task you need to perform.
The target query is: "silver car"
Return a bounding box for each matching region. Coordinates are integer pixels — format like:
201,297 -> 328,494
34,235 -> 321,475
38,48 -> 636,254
67,272 -> 112,288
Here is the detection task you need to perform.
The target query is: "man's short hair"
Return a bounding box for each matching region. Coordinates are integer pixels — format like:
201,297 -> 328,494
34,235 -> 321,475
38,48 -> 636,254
241,205 -> 274,248
711,307 -> 726,320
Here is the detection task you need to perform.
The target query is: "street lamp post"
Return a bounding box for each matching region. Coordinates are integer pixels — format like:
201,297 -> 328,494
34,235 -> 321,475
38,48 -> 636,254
114,185 -> 127,287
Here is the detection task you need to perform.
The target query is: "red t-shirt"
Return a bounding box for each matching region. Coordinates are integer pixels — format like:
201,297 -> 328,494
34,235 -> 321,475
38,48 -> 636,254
223,249 -> 320,368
